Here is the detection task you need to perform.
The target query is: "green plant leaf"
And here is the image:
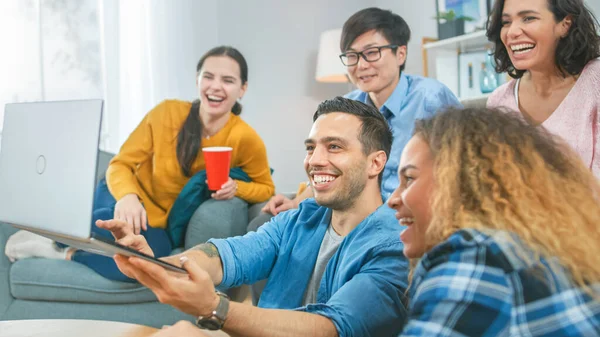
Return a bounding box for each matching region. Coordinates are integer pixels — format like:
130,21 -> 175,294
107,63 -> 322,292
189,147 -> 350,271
434,9 -> 475,22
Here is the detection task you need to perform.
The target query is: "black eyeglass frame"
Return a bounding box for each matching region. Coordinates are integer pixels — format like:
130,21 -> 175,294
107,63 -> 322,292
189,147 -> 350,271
339,44 -> 399,66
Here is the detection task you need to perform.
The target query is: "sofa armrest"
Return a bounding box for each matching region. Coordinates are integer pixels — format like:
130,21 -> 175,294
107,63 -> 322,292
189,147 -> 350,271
247,192 -> 296,224
0,223 -> 18,317
96,150 -> 115,185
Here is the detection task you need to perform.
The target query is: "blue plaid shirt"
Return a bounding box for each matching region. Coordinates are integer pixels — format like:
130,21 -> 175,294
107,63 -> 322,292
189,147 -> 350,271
402,229 -> 600,336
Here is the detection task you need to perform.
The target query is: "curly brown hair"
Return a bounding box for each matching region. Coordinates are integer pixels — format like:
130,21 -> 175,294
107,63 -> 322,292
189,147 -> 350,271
414,107 -> 600,295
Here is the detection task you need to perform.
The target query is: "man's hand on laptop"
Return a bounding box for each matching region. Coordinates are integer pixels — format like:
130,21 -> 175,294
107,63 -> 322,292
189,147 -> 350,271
96,219 -> 154,257
261,194 -> 298,216
114,193 -> 148,234
127,254 -> 219,318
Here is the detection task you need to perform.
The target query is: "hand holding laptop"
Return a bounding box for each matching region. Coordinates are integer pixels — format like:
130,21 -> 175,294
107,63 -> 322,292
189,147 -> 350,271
97,219 -> 220,317
96,219 -> 153,256
96,219 -> 187,275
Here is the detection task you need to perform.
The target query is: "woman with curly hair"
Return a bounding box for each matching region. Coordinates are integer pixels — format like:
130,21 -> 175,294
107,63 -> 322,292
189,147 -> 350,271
389,107 -> 600,336
486,0 -> 600,177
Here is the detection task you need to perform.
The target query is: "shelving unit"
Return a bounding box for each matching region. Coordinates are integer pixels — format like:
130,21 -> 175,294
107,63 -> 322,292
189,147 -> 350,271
423,30 -> 488,53
422,30 -> 498,102
459,92 -> 491,103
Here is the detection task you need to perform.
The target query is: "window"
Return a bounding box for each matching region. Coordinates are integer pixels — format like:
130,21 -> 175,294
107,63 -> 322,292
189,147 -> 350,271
0,0 -> 103,148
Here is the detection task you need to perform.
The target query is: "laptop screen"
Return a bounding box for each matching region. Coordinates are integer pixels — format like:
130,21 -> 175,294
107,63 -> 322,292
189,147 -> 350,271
0,99 -> 103,239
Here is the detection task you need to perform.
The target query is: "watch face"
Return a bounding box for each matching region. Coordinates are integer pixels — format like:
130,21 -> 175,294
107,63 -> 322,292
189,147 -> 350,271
198,318 -> 221,331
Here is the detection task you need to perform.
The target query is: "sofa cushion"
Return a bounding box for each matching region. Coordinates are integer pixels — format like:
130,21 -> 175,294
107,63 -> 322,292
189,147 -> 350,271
10,258 -> 157,304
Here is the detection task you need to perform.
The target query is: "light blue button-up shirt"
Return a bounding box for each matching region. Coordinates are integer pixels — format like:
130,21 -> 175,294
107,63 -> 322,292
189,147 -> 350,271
346,73 -> 461,199
209,199 -> 409,337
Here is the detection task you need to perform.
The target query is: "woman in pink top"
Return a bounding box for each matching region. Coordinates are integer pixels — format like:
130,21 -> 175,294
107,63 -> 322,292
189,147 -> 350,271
486,0 -> 600,177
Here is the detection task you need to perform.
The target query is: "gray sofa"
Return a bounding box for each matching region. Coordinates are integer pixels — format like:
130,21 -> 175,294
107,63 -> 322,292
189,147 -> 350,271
0,150 -> 263,327
0,96 -> 488,327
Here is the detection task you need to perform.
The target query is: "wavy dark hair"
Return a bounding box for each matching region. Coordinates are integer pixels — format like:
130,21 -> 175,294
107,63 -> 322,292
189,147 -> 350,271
313,96 -> 393,186
486,0 -> 600,78
176,46 -> 248,176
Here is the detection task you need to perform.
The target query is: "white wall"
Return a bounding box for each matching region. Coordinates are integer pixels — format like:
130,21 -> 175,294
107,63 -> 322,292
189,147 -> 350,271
106,0 -> 376,193
588,0 -> 600,21
374,0 -> 438,76
214,0 -> 369,192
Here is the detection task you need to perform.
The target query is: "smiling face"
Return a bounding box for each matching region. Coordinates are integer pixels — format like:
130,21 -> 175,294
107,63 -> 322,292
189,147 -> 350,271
304,113 -> 370,211
387,135 -> 435,258
345,30 -> 406,98
197,56 -> 247,118
500,0 -> 572,72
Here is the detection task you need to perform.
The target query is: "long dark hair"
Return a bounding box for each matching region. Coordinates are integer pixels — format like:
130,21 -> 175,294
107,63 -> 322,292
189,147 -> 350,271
176,46 -> 248,176
486,0 -> 600,78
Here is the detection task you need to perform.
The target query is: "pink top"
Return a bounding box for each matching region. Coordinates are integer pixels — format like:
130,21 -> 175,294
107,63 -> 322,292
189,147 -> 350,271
487,59 -> 600,178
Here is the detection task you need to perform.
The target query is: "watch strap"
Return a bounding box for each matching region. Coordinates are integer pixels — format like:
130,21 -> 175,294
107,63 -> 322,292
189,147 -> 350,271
196,291 -> 230,330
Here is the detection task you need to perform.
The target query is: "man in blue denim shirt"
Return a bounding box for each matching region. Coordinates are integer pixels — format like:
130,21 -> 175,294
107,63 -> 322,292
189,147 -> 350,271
99,97 -> 408,337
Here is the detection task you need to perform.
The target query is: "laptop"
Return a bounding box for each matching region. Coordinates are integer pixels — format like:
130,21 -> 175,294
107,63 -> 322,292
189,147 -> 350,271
0,100 -> 185,273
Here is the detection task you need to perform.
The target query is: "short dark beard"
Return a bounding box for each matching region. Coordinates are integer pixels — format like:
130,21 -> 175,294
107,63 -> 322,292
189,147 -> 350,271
314,162 -> 367,211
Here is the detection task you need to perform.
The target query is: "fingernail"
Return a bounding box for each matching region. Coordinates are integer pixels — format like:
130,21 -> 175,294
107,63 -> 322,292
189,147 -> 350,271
179,256 -> 189,265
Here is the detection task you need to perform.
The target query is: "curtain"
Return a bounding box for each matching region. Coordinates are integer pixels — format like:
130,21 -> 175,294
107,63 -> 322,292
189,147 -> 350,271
0,0 -> 104,148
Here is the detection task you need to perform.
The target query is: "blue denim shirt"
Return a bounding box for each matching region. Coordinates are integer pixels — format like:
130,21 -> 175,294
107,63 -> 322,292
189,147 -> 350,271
209,199 -> 409,337
346,73 -> 461,199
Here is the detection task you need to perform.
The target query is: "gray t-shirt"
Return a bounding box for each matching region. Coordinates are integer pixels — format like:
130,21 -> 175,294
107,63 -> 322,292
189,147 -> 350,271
302,225 -> 344,305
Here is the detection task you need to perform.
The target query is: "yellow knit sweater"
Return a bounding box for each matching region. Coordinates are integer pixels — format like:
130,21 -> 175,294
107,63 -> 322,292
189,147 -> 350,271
106,99 -> 275,228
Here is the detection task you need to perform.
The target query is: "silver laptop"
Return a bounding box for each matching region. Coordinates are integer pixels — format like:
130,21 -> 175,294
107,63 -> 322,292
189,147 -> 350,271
0,100 -> 185,273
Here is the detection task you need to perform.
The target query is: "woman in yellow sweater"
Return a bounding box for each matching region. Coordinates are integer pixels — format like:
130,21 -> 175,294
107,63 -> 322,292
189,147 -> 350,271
6,46 -> 275,282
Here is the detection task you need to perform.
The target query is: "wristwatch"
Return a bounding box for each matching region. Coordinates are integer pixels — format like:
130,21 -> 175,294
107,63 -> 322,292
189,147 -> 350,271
196,291 -> 230,330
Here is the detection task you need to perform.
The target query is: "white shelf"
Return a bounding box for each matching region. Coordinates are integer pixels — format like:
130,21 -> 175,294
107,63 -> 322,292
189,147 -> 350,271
423,30 -> 490,53
459,93 -> 491,102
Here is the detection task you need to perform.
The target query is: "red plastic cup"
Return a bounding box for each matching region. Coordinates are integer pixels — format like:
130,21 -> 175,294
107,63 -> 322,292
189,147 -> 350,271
202,146 -> 233,191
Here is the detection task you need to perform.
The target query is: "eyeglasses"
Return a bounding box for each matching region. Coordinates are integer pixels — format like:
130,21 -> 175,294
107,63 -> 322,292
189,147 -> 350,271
339,45 -> 398,66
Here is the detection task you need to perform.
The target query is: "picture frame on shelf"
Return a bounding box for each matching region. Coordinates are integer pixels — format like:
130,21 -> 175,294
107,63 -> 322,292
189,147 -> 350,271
435,0 -> 491,39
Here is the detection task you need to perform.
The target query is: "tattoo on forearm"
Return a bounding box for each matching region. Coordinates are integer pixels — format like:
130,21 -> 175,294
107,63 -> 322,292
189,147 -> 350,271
192,243 -> 220,258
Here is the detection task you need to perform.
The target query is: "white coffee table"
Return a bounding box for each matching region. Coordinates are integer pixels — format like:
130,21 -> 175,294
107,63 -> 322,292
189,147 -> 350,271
0,319 -> 229,337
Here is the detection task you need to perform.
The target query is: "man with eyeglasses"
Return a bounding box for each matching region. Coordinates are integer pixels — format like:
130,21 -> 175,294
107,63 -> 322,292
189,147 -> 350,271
249,7 -> 460,245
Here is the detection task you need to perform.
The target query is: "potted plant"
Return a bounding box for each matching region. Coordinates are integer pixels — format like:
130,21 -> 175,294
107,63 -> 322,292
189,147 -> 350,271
434,10 -> 474,40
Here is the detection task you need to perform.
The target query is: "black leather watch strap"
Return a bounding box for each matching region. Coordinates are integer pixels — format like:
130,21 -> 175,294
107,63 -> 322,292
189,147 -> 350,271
196,291 -> 230,330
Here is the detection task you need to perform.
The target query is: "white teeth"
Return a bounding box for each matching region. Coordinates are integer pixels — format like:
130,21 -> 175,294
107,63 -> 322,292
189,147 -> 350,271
511,43 -> 535,51
207,95 -> 224,102
313,175 -> 336,184
399,217 -> 415,225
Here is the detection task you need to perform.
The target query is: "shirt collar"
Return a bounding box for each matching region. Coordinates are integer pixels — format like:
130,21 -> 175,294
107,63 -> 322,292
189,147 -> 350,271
380,72 -> 409,118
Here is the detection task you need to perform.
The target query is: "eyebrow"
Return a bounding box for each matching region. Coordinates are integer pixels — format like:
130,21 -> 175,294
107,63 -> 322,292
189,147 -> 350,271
347,43 -> 378,52
502,10 -> 540,17
304,136 -> 348,145
399,164 -> 418,176
201,71 -> 237,80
